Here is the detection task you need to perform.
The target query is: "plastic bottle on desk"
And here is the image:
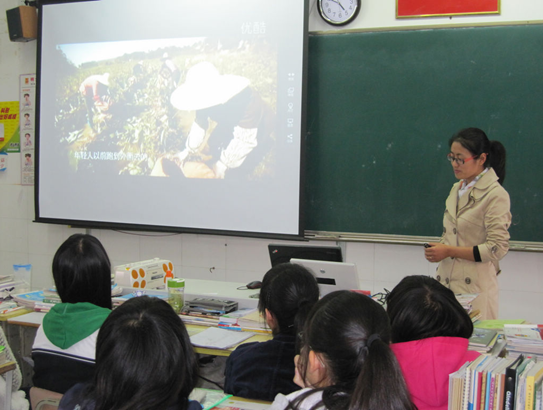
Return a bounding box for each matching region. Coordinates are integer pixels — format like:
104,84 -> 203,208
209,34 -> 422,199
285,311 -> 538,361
167,278 -> 185,314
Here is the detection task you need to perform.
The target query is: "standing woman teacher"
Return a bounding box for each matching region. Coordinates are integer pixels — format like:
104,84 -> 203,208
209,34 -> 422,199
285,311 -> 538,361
425,128 -> 511,320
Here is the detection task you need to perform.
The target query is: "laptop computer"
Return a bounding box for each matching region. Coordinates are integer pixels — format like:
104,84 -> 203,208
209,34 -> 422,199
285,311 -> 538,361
289,258 -> 359,296
268,243 -> 343,267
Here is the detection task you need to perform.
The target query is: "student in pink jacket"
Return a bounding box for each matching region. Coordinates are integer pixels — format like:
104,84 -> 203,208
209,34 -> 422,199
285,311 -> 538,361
386,275 -> 480,410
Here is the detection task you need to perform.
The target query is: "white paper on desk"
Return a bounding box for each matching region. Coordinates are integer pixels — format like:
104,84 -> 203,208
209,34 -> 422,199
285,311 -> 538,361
190,327 -> 254,349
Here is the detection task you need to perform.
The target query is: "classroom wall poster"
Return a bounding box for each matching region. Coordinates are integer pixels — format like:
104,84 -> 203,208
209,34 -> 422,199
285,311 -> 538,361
0,101 -> 20,153
396,0 -> 500,18
20,74 -> 36,186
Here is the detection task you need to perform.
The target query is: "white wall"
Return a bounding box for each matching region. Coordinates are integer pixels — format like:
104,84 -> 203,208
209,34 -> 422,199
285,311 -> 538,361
308,0 -> 543,31
1,0 -> 543,323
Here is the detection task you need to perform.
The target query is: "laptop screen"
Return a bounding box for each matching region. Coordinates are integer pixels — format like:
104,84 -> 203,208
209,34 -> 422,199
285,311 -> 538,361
289,259 -> 359,296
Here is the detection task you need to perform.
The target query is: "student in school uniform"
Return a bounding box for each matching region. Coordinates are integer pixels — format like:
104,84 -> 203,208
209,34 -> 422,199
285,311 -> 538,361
224,263 -> 319,402
32,234 -> 112,394
58,296 -> 201,410
270,290 -> 415,410
386,275 -> 480,410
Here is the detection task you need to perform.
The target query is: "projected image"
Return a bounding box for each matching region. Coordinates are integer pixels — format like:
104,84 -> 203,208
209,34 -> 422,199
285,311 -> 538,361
54,38 -> 277,180
38,0 -> 305,235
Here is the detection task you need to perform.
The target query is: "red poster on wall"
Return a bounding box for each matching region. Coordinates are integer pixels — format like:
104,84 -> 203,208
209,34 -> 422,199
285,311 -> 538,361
397,0 -> 500,18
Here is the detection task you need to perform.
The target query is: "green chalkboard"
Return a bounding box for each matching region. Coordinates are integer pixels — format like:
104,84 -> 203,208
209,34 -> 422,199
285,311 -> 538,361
305,24 -> 543,243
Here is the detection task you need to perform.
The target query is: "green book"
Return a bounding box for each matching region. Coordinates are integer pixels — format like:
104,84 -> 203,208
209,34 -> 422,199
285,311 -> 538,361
42,298 -> 61,304
470,328 -> 498,347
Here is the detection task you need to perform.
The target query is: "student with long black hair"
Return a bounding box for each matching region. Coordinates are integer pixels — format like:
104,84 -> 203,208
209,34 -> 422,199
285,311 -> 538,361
58,296 -> 200,410
386,275 -> 480,410
271,290 -> 415,410
224,263 -> 320,401
32,234 -> 112,394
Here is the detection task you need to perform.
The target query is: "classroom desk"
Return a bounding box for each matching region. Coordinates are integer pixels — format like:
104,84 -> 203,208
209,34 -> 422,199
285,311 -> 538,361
116,279 -> 260,309
159,278 -> 261,309
7,310 -> 271,387
5,279 -> 264,387
186,325 -> 271,357
7,311 -> 43,328
8,312 -> 272,356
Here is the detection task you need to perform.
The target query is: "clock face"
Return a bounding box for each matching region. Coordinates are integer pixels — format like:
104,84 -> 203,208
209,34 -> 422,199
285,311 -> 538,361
318,0 -> 361,26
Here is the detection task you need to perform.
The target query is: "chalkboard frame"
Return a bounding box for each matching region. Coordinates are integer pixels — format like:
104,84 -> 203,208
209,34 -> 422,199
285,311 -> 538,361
303,23 -> 543,247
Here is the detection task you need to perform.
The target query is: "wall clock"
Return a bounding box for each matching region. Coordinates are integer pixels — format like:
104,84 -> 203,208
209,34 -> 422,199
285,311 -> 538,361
318,0 -> 361,26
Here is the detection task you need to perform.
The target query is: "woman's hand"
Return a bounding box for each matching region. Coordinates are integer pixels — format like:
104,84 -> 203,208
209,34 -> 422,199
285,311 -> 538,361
424,243 -> 450,263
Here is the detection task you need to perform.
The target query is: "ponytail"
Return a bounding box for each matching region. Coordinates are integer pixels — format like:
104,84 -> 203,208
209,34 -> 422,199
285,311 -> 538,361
293,299 -> 315,353
258,263 -> 319,336
489,140 -> 506,184
294,299 -> 313,334
350,337 -> 414,410
292,291 -> 415,410
449,127 -> 507,185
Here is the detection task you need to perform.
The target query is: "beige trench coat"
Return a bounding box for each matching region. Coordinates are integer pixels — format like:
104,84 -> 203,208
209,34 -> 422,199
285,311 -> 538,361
436,168 -> 511,320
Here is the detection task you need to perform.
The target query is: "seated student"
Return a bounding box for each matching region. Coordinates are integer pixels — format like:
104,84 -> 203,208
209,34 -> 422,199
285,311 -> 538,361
224,263 -> 319,401
386,275 -> 480,410
58,296 -> 200,410
32,234 -> 112,394
271,290 -> 415,410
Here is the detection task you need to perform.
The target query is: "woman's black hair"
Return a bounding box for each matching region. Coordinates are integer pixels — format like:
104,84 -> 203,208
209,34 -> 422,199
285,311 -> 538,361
52,234 -> 112,309
386,275 -> 474,343
449,127 -> 507,183
84,296 -> 199,410
258,263 -> 319,337
292,291 -> 415,410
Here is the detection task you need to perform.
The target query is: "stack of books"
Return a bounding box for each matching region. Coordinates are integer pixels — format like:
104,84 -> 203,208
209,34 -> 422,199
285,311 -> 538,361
0,275 -> 30,302
180,311 -> 222,327
220,309 -> 269,333
0,300 -> 25,315
13,285 -> 125,312
111,288 -> 165,308
33,288 -> 63,312
504,324 -> 543,361
448,354 -> 543,410
469,328 -> 500,354
12,290 -> 48,310
456,293 -> 479,315
180,308 -> 270,334
470,310 -> 483,323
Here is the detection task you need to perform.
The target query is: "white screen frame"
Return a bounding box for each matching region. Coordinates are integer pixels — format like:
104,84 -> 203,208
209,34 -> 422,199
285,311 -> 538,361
35,0 -> 308,239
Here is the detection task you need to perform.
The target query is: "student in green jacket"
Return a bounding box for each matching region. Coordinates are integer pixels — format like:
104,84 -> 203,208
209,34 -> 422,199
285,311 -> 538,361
31,234 -> 112,394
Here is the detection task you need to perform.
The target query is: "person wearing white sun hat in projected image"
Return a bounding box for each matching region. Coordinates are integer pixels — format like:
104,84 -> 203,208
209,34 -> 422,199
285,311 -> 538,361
164,61 -> 275,179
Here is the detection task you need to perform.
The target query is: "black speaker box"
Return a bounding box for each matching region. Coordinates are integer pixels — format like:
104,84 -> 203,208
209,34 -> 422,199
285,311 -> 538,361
6,6 -> 37,42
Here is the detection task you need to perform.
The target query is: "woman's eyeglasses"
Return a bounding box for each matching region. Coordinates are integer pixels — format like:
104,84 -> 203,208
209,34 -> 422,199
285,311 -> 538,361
447,154 -> 476,165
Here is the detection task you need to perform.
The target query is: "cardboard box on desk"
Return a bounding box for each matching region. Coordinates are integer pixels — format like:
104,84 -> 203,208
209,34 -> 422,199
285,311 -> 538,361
115,258 -> 174,289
